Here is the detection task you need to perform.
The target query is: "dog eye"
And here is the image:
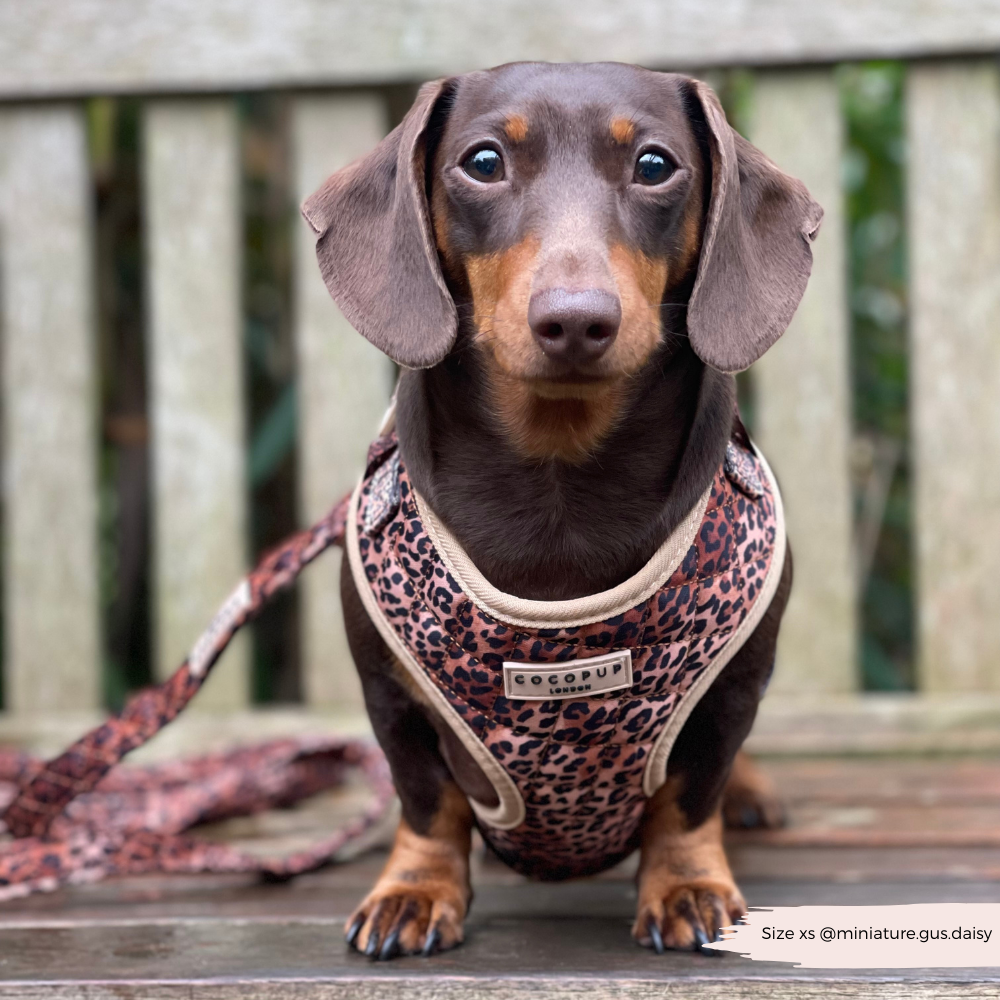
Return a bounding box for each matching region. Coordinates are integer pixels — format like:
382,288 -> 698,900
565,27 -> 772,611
634,150 -> 675,186
463,147 -> 505,183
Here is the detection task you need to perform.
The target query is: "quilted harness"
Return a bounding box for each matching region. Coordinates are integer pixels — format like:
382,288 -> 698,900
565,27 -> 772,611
347,423 -> 785,880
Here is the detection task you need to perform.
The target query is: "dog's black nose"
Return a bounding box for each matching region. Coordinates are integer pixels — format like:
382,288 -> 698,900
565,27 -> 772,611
528,288 -> 621,366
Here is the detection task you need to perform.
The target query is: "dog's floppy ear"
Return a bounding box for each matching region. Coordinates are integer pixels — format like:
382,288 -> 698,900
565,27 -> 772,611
301,79 -> 457,369
685,80 -> 824,373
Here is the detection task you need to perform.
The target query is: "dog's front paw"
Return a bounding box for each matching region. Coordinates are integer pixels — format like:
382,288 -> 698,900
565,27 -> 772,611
632,878 -> 746,954
346,880 -> 467,961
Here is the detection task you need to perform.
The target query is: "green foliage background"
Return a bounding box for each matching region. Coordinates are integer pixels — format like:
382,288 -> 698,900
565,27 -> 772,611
841,63 -> 913,690
719,62 -> 913,691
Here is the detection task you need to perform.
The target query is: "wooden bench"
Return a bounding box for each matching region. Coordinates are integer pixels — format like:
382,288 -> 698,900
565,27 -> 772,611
2,1 -> 1000,993
3,1 -> 1000,729
0,755 -> 998,995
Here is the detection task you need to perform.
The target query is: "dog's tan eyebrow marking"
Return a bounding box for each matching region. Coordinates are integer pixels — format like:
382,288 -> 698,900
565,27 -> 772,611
610,117 -> 636,145
504,114 -> 529,143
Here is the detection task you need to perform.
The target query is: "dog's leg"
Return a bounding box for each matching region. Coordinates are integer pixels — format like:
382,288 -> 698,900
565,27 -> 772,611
633,779 -> 744,951
346,783 -> 472,960
634,546 -> 792,951
722,750 -> 785,830
341,561 -> 474,960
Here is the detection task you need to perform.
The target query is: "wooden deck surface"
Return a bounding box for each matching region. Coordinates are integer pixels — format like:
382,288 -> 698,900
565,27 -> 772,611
1,756 -> 999,997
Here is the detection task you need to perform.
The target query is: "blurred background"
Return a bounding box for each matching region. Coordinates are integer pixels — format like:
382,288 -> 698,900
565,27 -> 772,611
0,0 -> 998,762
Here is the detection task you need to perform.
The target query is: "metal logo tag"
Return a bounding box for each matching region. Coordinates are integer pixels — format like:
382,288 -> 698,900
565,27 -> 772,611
502,649 -> 633,700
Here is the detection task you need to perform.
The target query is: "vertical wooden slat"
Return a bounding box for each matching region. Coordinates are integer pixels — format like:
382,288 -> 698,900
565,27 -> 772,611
144,99 -> 249,708
0,105 -> 100,712
907,61 -> 1000,693
291,93 -> 392,711
751,70 -> 858,694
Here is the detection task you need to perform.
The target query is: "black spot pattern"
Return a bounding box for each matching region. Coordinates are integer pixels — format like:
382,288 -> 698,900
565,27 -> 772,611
354,433 -> 780,880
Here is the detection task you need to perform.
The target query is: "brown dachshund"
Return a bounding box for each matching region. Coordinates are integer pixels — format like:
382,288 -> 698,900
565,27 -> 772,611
303,62 -> 820,960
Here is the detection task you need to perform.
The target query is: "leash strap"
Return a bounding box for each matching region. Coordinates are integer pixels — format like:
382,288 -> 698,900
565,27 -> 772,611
0,491 -> 394,899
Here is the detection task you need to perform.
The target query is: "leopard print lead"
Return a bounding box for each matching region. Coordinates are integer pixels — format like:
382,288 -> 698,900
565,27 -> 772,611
0,491 -> 396,900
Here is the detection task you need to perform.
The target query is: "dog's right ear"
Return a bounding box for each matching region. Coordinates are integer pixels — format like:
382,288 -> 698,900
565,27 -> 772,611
301,79 -> 457,369
684,79 -> 823,373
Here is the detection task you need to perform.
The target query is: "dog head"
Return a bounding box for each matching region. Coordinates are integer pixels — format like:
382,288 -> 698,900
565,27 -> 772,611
303,63 -> 822,461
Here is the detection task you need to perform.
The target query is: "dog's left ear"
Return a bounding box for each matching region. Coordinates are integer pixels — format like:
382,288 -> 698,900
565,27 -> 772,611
685,80 -> 824,373
301,79 -> 457,369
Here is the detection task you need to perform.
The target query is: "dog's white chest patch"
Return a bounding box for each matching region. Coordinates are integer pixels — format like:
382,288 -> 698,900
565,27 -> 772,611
502,649 -> 633,700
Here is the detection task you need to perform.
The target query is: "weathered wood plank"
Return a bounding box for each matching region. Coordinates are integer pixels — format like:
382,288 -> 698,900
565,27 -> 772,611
4,1 -> 1000,98
0,914 -> 998,997
757,756 -> 1000,805
0,974 -> 997,998
3,850 -> 1000,924
0,691 -> 999,760
730,845 -> 1000,885
0,105 -> 100,712
144,99 -> 249,708
291,94 -> 393,711
0,753 -> 998,991
906,61 -> 1000,693
747,692 -> 1000,756
750,69 -> 857,694
733,806 -> 1000,848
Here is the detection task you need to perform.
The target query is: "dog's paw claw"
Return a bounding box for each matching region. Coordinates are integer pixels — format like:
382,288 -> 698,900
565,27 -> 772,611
634,882 -> 745,954
647,916 -> 665,955
378,927 -> 401,962
347,891 -> 464,960
344,916 -> 363,947
421,925 -> 441,957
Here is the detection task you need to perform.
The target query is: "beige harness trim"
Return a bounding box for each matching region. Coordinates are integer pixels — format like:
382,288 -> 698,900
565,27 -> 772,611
349,446 -> 785,829
641,450 -> 786,797
413,483 -> 713,630
346,478 -> 527,830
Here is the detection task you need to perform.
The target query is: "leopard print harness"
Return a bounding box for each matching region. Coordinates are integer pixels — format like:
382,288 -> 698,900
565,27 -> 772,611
347,428 -> 785,880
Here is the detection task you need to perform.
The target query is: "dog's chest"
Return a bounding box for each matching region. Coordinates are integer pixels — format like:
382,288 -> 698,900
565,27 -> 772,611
347,431 -> 784,880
